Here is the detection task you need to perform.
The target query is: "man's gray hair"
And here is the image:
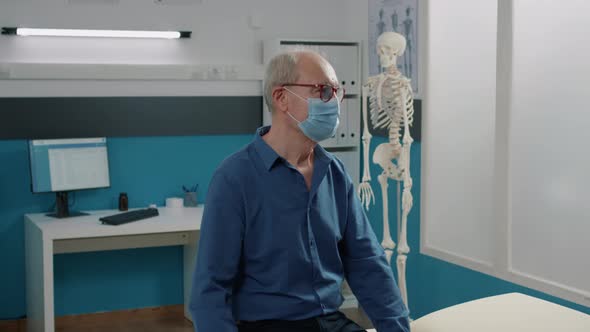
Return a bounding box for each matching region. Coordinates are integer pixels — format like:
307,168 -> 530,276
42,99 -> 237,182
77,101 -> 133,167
263,52 -> 301,113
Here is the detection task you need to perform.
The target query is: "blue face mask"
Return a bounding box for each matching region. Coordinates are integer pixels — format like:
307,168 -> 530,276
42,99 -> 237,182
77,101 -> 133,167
284,88 -> 340,142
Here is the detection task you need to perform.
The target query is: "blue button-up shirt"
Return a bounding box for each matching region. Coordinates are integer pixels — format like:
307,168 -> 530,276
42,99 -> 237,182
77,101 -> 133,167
190,126 -> 409,332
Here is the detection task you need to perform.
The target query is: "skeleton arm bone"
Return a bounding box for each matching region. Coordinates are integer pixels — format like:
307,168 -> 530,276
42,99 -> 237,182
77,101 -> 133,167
397,82 -> 414,255
395,79 -> 414,309
358,85 -> 375,210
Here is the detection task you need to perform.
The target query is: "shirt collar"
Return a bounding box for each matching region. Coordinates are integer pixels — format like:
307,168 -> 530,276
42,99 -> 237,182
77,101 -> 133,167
254,126 -> 281,171
253,126 -> 334,171
313,142 -> 334,164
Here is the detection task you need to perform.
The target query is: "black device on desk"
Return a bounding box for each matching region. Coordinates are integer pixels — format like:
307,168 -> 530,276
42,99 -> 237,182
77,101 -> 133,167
100,208 -> 159,225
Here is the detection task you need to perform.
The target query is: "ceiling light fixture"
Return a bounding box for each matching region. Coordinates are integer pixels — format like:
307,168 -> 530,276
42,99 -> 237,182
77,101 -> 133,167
1,27 -> 191,39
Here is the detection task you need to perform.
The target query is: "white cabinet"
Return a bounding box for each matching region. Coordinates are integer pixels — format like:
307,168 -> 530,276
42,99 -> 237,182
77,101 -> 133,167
344,97 -> 360,147
319,44 -> 361,95
322,97 -> 360,149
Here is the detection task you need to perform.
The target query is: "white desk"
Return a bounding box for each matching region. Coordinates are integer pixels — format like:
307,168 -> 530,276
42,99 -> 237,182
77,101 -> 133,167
24,207 -> 203,332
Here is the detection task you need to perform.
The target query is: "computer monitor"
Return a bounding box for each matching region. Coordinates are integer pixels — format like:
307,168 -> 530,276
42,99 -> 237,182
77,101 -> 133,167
29,137 -> 111,218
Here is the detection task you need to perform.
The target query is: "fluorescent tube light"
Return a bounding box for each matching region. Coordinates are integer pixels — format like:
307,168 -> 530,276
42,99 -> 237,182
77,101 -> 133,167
1,27 -> 191,39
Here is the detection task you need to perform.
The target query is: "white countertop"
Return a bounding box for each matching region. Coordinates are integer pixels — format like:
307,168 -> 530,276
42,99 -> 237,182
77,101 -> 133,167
25,206 -> 203,240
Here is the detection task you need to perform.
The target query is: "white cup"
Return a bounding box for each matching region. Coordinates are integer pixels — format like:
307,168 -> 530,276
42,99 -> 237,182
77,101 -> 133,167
165,197 -> 183,209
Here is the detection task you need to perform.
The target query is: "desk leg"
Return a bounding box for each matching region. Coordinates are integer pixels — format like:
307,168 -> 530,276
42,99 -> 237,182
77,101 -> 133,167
25,220 -> 55,332
183,230 -> 200,322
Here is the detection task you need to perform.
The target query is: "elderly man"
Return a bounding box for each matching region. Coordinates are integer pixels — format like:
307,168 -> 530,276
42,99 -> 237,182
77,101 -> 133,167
189,50 -> 410,332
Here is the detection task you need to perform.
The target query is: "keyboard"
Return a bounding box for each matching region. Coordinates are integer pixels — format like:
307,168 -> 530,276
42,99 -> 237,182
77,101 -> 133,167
100,208 -> 159,225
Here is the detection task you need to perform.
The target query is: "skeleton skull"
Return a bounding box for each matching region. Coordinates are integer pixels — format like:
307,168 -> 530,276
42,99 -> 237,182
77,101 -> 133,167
376,32 -> 407,69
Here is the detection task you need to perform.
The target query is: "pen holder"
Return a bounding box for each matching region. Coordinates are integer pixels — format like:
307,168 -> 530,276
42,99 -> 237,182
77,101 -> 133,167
184,191 -> 198,207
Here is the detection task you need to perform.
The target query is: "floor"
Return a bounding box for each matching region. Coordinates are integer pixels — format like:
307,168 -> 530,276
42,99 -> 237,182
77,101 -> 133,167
0,305 -> 373,332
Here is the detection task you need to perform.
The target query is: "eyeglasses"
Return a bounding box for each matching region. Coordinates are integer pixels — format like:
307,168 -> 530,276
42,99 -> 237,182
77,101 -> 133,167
281,83 -> 345,103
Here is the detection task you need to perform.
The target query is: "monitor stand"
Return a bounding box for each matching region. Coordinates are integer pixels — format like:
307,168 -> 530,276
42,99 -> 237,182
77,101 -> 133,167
46,191 -> 89,219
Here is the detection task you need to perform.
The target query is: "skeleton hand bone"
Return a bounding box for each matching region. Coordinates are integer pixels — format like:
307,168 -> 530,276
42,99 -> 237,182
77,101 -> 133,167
358,182 -> 375,210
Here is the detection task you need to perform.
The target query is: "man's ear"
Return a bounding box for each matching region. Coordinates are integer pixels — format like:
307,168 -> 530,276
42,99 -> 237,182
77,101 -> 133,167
272,87 -> 288,113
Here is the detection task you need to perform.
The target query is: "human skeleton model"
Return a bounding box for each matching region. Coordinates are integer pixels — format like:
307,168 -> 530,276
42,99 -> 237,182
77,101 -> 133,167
358,32 -> 414,308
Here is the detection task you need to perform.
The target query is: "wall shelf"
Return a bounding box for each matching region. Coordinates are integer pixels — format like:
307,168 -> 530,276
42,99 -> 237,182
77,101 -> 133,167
0,62 -> 264,81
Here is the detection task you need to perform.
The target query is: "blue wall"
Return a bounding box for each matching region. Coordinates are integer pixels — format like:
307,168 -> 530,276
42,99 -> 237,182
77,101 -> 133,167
1,134 -> 588,320
0,135 -> 251,318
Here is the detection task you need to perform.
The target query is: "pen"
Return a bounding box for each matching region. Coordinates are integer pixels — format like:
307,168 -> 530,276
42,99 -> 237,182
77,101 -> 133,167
183,185 -> 198,193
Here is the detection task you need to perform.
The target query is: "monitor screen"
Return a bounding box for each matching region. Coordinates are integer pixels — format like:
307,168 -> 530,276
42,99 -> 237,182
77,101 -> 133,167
29,137 -> 110,193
